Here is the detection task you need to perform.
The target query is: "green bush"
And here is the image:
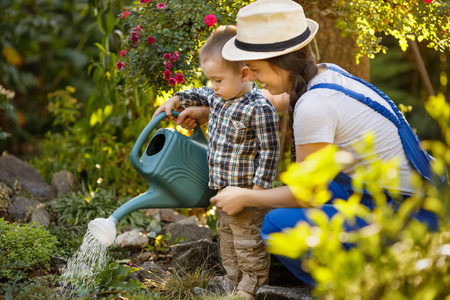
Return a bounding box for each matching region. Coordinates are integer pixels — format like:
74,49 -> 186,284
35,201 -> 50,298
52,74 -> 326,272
48,187 -> 151,229
0,218 -> 58,283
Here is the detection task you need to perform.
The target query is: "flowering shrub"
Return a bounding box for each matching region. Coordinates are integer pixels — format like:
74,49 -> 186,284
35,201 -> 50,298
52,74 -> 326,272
116,0 -> 251,95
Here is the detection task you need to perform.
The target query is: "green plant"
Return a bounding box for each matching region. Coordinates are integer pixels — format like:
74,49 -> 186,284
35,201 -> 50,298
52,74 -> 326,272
0,218 -> 58,283
145,232 -> 186,253
48,186 -> 150,229
153,264 -> 217,299
267,93 -> 450,299
1,275 -> 64,300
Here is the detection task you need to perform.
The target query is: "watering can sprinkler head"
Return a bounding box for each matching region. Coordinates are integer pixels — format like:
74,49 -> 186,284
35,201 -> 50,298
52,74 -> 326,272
88,216 -> 118,246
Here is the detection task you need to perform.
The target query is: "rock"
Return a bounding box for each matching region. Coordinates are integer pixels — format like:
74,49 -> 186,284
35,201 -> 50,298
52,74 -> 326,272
30,203 -> 50,227
0,154 -> 51,199
205,275 -> 234,295
165,222 -> 212,243
51,170 -> 82,197
115,229 -> 149,249
126,261 -> 167,283
160,209 -> 186,223
170,239 -> 224,274
7,196 -> 40,222
255,285 -> 313,300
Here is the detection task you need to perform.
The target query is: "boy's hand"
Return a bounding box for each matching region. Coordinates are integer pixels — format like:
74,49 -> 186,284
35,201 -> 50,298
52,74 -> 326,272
176,106 -> 210,130
152,95 -> 180,120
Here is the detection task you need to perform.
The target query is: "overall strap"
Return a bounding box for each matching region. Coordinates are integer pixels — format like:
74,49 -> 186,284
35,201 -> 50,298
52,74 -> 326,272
309,66 -> 434,182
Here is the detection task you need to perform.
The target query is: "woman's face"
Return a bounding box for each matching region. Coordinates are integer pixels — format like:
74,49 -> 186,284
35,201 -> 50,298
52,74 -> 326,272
245,60 -> 291,95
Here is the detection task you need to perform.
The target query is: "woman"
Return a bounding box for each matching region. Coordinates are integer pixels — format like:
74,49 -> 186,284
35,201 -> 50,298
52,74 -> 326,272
177,0 -> 439,287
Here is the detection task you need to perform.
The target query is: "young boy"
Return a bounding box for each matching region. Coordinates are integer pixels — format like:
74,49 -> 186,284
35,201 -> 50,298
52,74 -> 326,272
153,25 -> 280,299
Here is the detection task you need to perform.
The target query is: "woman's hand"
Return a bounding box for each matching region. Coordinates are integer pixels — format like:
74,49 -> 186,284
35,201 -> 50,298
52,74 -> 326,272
210,186 -> 249,215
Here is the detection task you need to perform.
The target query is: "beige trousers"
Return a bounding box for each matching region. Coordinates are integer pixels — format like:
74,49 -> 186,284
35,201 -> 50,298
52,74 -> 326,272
217,207 -> 271,295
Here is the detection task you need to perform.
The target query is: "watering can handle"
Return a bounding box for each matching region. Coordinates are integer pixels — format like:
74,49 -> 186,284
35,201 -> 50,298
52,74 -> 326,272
130,110 -> 207,172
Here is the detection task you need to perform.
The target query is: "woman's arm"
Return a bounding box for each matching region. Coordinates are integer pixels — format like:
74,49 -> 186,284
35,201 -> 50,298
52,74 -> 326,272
210,142 -> 331,216
210,185 -> 301,215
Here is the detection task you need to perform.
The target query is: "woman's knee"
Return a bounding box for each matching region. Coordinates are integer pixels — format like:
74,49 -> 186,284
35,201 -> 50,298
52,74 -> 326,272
261,208 -> 309,240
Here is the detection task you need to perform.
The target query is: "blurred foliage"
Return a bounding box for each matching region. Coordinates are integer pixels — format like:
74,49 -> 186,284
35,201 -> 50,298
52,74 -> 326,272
267,93 -> 450,299
0,0 -> 119,152
331,0 -> 450,63
370,35 -> 448,141
0,218 -> 58,283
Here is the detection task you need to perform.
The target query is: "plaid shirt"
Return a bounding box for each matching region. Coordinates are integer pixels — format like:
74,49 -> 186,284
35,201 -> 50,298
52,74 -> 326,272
177,83 -> 280,190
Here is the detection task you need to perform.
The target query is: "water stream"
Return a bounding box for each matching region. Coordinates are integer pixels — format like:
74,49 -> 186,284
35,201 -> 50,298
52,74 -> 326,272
59,229 -> 109,297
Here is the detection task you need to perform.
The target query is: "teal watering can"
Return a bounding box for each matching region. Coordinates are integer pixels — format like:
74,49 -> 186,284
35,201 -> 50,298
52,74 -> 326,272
88,111 -> 216,246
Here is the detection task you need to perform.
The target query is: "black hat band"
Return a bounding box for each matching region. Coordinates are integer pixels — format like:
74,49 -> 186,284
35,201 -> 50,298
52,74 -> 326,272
234,27 -> 311,52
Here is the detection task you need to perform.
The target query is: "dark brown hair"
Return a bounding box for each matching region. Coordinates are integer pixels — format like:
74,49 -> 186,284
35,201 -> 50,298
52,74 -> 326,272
266,45 -> 320,160
266,44 -> 319,120
200,25 -> 245,74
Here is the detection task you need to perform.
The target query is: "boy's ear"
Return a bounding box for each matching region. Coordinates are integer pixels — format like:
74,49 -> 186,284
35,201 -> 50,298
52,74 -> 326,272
241,66 -> 250,81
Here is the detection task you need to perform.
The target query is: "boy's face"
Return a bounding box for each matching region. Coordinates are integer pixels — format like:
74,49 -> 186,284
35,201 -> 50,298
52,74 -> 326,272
201,57 -> 248,100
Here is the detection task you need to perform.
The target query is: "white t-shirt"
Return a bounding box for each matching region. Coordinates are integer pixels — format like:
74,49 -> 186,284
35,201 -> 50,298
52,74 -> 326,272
293,63 -> 415,194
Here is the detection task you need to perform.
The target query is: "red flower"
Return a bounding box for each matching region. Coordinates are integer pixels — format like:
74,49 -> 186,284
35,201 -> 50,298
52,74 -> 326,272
168,77 -> 176,85
174,72 -> 185,84
163,53 -> 171,60
164,69 -> 172,79
204,14 -> 217,27
120,50 -> 127,57
121,9 -> 131,18
116,61 -> 125,70
157,3 -> 167,9
164,61 -> 173,69
147,36 -> 155,45
423,0 -> 433,3
140,0 -> 150,4
171,51 -> 179,62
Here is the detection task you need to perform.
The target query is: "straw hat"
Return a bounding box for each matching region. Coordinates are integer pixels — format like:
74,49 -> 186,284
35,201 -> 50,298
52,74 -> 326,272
222,0 -> 319,61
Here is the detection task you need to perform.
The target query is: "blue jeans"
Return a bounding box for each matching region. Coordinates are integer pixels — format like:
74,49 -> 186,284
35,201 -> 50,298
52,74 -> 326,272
261,172 -> 439,286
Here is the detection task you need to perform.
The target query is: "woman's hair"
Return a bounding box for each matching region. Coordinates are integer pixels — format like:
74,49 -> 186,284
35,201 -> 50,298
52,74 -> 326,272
200,25 -> 245,74
266,45 -> 320,160
266,44 -> 319,120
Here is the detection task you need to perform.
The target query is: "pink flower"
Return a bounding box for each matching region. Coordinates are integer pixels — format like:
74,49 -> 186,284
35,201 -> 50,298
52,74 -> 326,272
168,77 -> 176,85
163,53 -> 171,60
136,25 -> 143,32
116,61 -> 125,70
171,51 -> 179,62
121,9 -> 131,18
147,36 -> 155,45
140,0 -> 151,4
164,61 -> 173,69
163,69 -> 172,79
423,0 -> 433,3
174,72 -> 185,84
120,50 -> 127,57
157,3 -> 167,9
204,14 -> 217,27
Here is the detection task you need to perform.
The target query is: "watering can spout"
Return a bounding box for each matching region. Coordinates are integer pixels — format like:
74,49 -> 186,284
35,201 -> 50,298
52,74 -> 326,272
111,189 -> 164,222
